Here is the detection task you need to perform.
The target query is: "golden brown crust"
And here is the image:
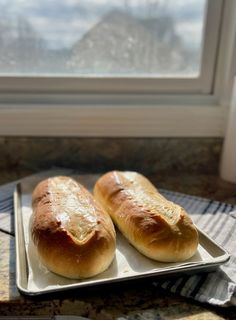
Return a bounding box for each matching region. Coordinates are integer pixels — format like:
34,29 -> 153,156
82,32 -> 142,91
94,171 -> 199,262
31,176 -> 116,279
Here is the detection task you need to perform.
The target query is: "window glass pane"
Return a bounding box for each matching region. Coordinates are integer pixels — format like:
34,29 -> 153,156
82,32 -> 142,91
0,0 -> 206,76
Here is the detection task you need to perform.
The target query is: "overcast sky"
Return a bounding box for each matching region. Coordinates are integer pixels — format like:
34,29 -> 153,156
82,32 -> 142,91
0,0 -> 206,50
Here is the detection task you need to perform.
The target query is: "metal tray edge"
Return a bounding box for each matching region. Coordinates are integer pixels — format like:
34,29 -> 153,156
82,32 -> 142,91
14,184 -> 29,295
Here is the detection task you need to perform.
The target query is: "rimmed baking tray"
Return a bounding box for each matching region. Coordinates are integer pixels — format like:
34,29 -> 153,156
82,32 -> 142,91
14,173 -> 230,296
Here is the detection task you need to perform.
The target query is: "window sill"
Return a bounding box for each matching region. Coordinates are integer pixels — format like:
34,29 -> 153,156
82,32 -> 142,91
0,94 -> 227,137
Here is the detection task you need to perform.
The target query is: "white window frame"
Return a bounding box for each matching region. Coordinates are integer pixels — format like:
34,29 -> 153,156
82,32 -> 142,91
0,0 -> 235,137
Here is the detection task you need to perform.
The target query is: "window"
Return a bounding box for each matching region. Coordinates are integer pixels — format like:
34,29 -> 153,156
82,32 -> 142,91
0,0 -> 235,137
1,0 -> 207,77
0,0 -> 222,93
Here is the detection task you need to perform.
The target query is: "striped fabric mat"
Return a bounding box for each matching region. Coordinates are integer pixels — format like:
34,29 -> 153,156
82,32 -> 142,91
0,171 -> 236,306
157,189 -> 236,306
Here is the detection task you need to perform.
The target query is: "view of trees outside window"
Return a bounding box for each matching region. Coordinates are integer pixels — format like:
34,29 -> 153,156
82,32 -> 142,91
0,0 -> 206,76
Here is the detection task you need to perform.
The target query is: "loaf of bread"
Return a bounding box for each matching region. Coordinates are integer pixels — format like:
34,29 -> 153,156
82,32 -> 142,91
31,176 -> 116,279
94,171 -> 199,262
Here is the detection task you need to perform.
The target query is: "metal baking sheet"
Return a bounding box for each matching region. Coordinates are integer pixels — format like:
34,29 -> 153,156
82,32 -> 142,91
14,172 -> 230,296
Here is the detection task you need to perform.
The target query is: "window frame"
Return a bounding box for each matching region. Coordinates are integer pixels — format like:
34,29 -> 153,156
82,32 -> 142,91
0,0 -> 235,138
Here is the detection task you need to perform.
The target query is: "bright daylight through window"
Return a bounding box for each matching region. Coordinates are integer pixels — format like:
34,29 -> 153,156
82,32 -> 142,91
0,0 -> 206,77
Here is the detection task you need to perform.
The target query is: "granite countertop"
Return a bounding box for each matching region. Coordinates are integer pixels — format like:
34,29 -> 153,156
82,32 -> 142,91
0,169 -> 236,320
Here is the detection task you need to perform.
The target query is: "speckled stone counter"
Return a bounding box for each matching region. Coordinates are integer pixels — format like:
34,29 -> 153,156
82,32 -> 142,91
1,137 -> 236,203
0,137 -> 223,177
0,137 -> 236,319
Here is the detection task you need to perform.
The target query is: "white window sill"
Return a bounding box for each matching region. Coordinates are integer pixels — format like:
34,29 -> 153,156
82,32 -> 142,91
0,94 -> 227,137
